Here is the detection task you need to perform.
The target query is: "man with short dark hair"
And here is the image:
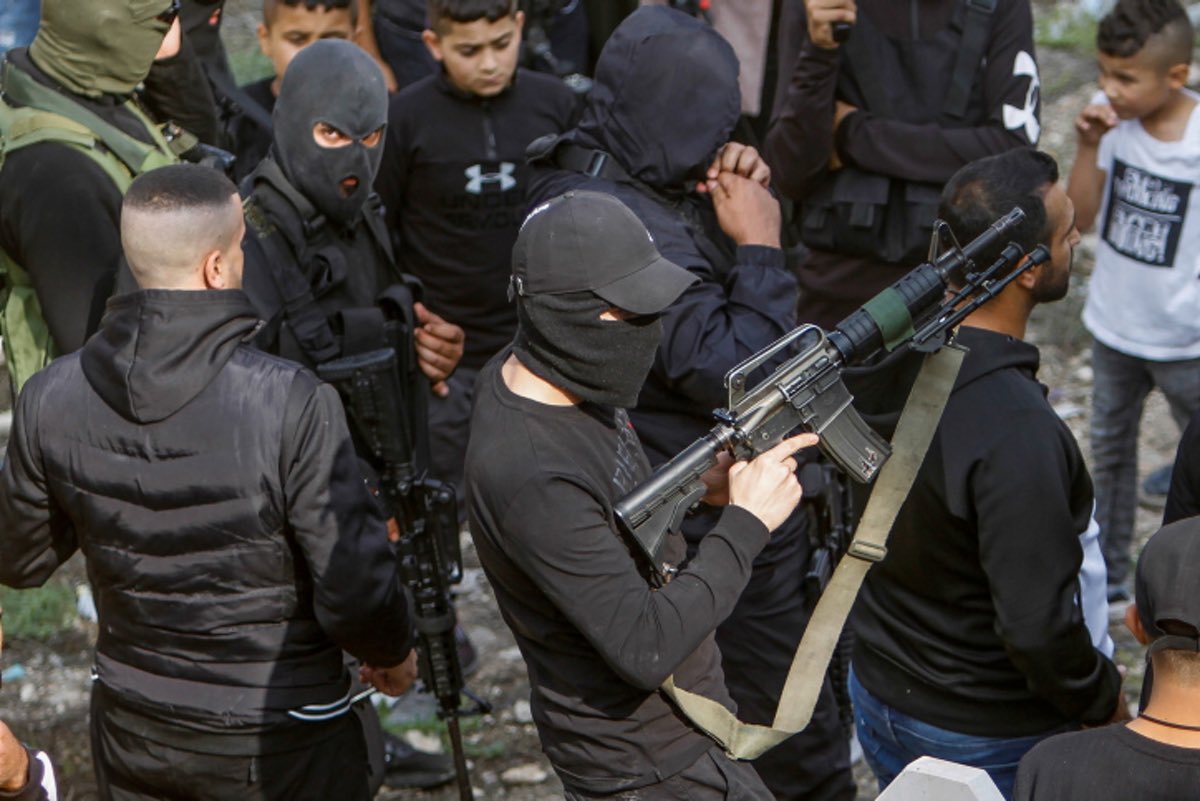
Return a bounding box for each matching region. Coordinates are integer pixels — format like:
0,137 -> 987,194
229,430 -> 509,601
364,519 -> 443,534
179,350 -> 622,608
0,163 -> 416,801
1014,517 -> 1200,800
467,189 -> 816,800
849,148 -> 1123,800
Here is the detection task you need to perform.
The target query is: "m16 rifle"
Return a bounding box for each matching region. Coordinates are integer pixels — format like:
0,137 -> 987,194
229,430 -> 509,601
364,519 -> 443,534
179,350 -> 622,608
615,207 -> 1051,568
318,340 -> 489,801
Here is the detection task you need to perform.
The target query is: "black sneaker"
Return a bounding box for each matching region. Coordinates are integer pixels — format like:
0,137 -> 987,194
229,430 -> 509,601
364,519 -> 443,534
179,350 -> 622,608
382,731 -> 456,789
1140,465 -> 1172,510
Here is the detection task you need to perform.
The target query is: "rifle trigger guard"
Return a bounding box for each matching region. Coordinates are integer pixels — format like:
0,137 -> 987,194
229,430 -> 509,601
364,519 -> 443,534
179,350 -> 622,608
847,541 -> 888,563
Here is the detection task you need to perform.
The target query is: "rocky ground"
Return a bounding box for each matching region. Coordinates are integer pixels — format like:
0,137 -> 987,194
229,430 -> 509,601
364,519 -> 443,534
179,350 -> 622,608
0,5 -> 1190,800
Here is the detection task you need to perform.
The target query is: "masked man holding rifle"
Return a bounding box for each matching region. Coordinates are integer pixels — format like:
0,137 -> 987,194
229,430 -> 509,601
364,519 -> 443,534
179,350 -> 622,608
466,190 -> 818,801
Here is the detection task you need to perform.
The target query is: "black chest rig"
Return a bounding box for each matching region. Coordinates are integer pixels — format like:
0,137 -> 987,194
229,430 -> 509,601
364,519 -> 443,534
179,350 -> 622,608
800,0 -> 998,266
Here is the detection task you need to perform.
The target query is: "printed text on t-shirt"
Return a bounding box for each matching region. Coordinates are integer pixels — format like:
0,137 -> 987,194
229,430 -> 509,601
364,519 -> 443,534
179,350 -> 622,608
1102,159 -> 1193,267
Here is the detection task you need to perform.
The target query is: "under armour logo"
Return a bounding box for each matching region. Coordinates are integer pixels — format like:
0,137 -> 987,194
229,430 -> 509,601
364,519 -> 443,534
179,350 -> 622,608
1003,50 -> 1041,144
465,162 -> 517,194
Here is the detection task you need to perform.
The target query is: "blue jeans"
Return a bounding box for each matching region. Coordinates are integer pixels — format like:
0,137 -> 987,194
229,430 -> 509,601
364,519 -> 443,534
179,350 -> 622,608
0,0 -> 38,55
849,669 -> 1068,800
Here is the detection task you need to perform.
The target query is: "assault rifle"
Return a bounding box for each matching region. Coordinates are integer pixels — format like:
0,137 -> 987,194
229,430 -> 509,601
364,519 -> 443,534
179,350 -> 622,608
318,346 -> 488,801
615,207 -> 1051,567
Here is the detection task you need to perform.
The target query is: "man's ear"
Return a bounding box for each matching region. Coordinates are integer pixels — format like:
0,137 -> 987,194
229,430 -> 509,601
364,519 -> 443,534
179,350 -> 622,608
1126,602 -> 1152,646
421,28 -> 443,62
1167,62 -> 1190,91
202,249 -> 228,290
514,9 -> 525,31
1013,254 -> 1039,291
256,22 -> 273,59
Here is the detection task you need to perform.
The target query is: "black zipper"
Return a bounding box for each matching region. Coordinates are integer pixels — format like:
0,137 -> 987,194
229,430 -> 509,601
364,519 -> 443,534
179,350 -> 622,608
482,101 -> 498,161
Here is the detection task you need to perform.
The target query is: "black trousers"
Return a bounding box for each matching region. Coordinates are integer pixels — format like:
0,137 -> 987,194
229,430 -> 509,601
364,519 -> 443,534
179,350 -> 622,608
714,550 -> 856,801
90,689 -> 372,801
564,746 -> 772,801
680,503 -> 855,801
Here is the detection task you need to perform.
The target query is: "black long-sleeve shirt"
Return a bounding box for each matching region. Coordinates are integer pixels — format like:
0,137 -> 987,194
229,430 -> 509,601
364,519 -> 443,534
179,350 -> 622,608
765,0 -> 1038,200
466,355 -> 769,794
375,69 -> 577,369
763,0 -> 1039,327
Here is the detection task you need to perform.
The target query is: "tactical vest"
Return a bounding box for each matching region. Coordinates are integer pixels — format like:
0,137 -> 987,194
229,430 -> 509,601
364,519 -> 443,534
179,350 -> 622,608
799,0 -> 998,266
241,159 -> 432,466
0,59 -> 176,394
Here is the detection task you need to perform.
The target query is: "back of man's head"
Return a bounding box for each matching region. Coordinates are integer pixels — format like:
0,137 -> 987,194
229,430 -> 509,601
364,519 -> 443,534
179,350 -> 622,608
30,0 -> 173,97
939,148 -> 1060,276
1136,518 -> 1200,685
121,165 -> 241,290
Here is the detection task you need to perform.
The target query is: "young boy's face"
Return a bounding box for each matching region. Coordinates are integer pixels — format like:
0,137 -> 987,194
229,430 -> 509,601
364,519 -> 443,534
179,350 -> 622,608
257,3 -> 356,93
1096,48 -> 1188,122
422,11 -> 524,98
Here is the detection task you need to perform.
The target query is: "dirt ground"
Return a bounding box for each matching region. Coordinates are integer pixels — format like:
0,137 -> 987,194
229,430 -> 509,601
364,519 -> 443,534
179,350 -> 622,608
0,6 -> 1189,801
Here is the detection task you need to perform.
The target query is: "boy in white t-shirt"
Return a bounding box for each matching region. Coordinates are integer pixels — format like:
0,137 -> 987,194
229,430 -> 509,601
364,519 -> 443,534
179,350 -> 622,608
1068,0 -> 1200,602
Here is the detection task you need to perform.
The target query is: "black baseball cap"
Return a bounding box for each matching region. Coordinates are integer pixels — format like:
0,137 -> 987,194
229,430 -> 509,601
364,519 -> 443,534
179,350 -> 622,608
509,190 -> 697,315
1136,517 -> 1200,655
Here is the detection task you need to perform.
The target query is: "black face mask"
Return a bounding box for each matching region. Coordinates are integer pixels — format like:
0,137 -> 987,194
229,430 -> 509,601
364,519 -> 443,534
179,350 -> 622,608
273,40 -> 387,226
513,292 -> 663,409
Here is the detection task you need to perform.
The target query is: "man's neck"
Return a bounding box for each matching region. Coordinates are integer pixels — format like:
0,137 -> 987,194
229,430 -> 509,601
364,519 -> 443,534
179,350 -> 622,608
1141,87 -> 1197,143
1129,679 -> 1200,748
958,288 -> 1031,340
502,353 -> 579,405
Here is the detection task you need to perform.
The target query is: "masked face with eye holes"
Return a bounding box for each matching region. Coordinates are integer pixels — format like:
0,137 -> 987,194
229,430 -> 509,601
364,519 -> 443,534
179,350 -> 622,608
271,39 -> 388,227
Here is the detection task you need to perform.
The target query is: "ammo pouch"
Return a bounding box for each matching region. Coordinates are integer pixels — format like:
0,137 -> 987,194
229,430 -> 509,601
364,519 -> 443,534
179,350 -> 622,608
800,168 -> 942,266
799,0 -> 998,266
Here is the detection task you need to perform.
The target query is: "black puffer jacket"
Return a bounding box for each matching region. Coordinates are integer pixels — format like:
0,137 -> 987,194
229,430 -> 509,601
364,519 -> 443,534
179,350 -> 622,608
0,290 -> 411,728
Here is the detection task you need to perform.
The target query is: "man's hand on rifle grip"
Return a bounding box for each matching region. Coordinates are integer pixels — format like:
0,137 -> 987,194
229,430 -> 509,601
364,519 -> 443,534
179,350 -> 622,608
361,649 -> 420,697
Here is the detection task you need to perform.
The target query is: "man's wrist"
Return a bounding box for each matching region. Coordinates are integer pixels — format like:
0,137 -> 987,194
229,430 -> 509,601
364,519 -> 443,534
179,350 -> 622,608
0,746 -> 30,794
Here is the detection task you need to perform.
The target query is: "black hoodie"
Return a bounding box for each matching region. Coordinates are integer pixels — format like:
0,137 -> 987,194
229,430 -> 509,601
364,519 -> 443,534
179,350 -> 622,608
0,290 -> 410,738
851,326 -> 1121,736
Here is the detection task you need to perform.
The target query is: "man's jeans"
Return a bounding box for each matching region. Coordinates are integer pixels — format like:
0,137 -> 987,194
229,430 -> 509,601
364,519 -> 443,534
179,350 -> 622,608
0,0 -> 38,55
849,670 -> 1068,800
1090,340 -> 1200,587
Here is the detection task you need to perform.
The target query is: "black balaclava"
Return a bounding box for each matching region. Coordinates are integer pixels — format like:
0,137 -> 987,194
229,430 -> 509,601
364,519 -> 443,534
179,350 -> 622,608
273,39 -> 387,226
513,291 -> 663,409
29,0 -> 172,98
568,6 -> 741,192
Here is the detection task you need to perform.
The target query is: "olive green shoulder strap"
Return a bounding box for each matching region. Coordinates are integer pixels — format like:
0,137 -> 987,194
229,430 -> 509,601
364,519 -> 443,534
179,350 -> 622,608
0,60 -> 175,182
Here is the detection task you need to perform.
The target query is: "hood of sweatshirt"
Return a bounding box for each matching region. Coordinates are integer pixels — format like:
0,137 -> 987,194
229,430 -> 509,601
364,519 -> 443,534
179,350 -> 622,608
564,6 -> 741,191
846,325 -> 1041,440
80,289 -> 262,424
